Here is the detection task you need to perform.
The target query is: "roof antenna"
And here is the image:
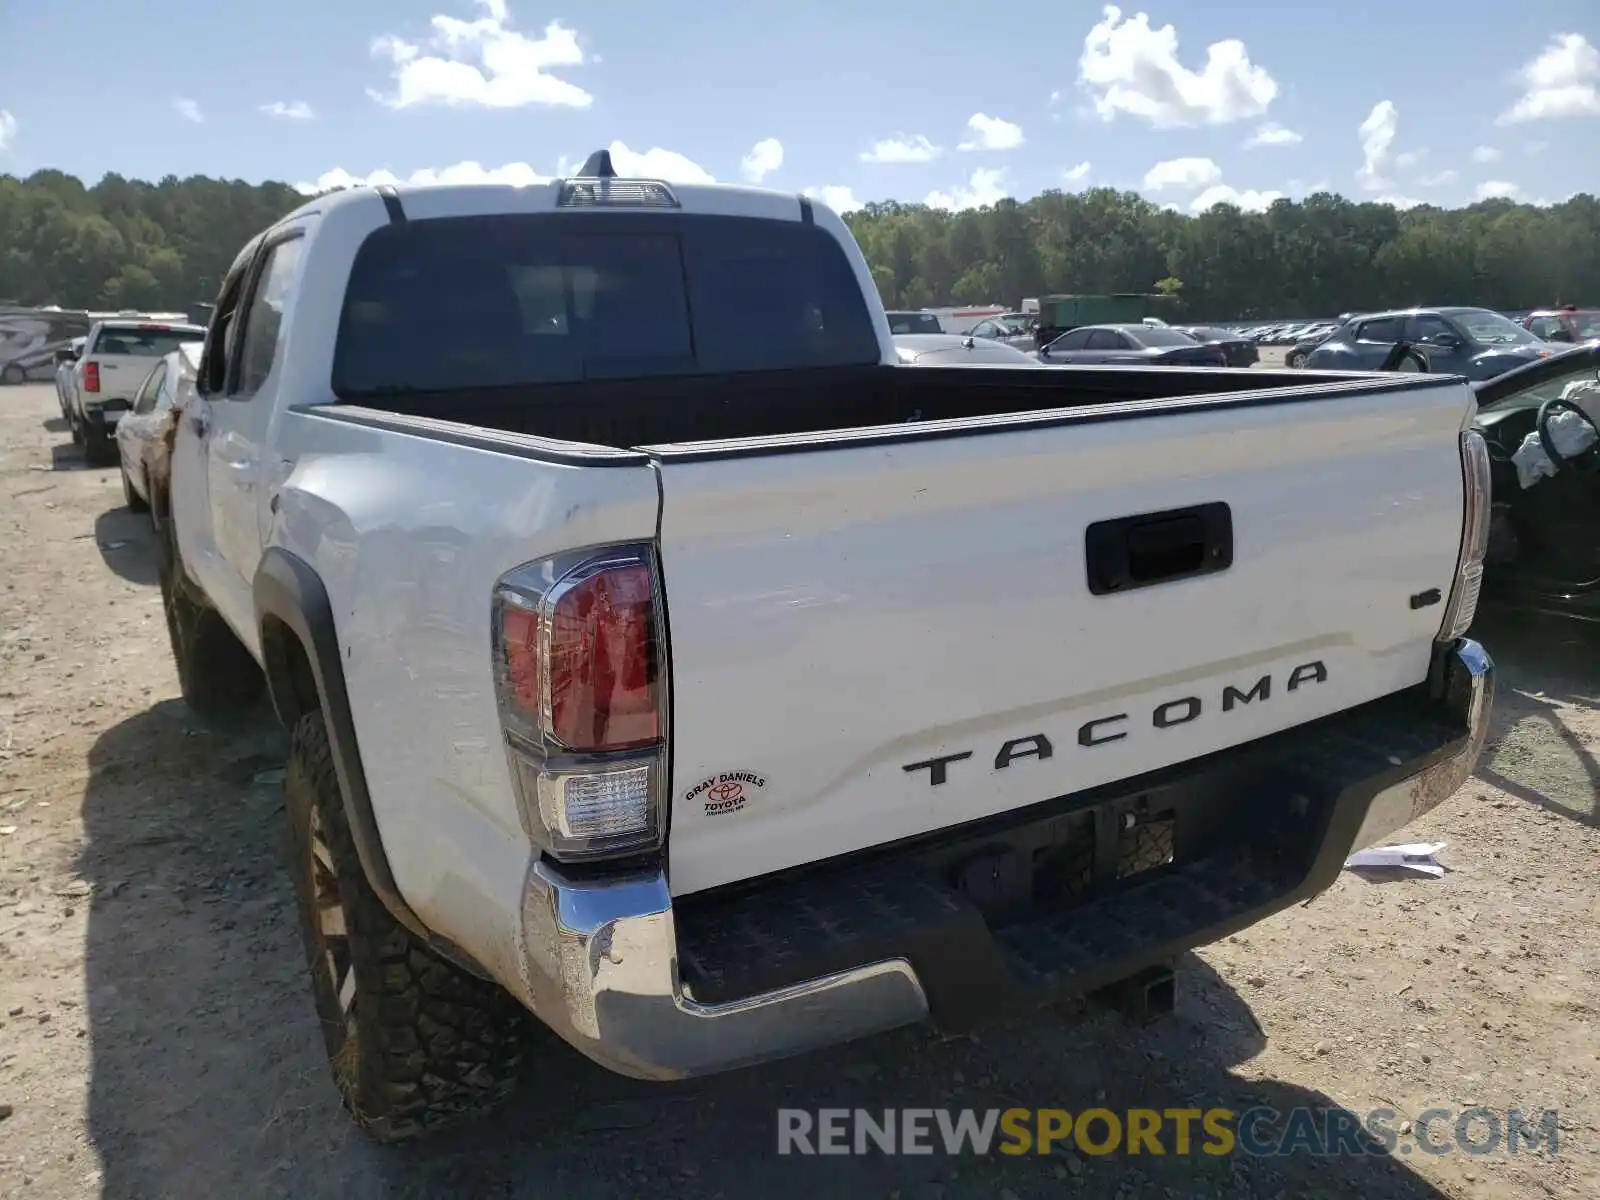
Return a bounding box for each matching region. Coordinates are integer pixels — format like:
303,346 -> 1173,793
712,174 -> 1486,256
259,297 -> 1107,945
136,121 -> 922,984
578,149 -> 616,179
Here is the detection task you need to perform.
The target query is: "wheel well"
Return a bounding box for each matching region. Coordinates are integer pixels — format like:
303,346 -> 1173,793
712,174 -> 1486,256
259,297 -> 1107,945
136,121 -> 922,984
260,616 -> 320,727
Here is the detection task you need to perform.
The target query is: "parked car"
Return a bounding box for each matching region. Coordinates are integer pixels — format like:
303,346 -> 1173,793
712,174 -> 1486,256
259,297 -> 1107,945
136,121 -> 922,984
1520,307 -> 1600,345
54,337 -> 84,418
884,310 -> 945,334
115,341 -> 203,516
1037,323 -> 1227,366
1285,323 -> 1345,369
893,333 -> 1043,366
1175,325 -> 1259,368
63,318 -> 206,464
964,312 -> 1037,351
1304,308 -> 1564,380
148,154 -> 1492,1143
1468,340 -> 1600,625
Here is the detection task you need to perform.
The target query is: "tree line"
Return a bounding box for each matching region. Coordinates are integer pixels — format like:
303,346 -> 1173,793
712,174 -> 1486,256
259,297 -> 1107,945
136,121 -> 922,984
2,168 -> 1597,320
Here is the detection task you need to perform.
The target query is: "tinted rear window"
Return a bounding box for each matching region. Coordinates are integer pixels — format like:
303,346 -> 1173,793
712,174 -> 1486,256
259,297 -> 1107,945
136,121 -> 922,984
333,213 -> 881,395
886,312 -> 943,334
92,327 -> 204,357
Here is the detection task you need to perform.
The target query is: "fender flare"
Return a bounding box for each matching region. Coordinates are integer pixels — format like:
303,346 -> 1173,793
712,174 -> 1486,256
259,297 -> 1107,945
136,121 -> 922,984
253,547 -> 489,977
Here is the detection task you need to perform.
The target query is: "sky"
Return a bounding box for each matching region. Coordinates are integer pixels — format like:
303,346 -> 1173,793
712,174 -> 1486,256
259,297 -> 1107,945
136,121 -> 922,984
1,0 -> 1596,216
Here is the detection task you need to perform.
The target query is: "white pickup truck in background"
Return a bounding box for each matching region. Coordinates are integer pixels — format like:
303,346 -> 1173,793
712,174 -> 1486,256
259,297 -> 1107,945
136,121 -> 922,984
149,151 -> 1495,1143
64,318 -> 206,464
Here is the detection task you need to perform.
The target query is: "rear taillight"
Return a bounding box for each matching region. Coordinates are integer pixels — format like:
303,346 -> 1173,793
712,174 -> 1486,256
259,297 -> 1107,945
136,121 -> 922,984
493,545 -> 667,861
84,362 -> 100,393
1438,429 -> 1491,641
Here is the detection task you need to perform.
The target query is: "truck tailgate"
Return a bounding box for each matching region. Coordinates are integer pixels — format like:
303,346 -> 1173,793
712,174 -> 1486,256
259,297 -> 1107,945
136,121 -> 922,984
652,380 -> 1473,897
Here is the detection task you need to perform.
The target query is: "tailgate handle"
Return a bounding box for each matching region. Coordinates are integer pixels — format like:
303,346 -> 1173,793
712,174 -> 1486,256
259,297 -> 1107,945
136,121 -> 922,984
1085,502 -> 1233,595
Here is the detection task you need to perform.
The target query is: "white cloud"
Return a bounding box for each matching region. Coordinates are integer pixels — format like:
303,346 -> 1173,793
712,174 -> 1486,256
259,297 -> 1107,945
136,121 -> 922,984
1476,180 -> 1522,200
1498,33 -> 1600,123
859,134 -> 942,164
1062,161 -> 1092,183
1190,184 -> 1284,213
1526,139 -> 1549,154
1245,122 -> 1301,148
739,137 -> 783,184
600,141 -> 715,183
369,0 -> 590,110
802,185 -> 864,215
1393,150 -> 1423,170
958,113 -> 1024,151
294,140 -> 713,196
260,100 -> 315,121
925,168 -> 1009,211
174,97 -> 203,123
1471,145 -> 1502,163
296,160 -> 549,194
1418,169 -> 1459,187
1374,194 -> 1424,210
0,110 -> 15,151
1356,100 -> 1398,189
1142,156 -> 1222,191
1078,4 -> 1278,128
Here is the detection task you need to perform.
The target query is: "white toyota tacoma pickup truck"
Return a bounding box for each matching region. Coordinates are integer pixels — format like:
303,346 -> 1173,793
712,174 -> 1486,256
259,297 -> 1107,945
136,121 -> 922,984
152,151 -> 1495,1143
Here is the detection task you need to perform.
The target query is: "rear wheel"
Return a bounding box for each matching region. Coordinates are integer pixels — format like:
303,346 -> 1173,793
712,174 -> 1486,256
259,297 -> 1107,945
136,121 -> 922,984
283,710 -> 530,1141
1285,349 -> 1307,369
1,364 -> 23,386
157,520 -> 264,715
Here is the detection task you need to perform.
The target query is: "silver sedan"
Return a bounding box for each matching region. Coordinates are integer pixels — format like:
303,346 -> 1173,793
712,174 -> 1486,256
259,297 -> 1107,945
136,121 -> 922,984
115,342 -> 202,517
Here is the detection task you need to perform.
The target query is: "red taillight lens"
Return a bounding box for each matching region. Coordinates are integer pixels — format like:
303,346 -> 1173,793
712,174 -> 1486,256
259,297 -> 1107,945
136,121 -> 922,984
84,362 -> 100,392
547,564 -> 659,751
495,555 -> 662,753
493,547 -> 667,862
501,605 -> 543,714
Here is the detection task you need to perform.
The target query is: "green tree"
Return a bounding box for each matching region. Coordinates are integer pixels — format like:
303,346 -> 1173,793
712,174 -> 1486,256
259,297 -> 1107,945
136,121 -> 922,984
0,166 -> 1595,319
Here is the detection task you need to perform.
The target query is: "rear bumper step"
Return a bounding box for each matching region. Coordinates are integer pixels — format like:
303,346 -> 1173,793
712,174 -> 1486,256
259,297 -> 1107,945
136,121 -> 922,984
515,638 -> 1493,1080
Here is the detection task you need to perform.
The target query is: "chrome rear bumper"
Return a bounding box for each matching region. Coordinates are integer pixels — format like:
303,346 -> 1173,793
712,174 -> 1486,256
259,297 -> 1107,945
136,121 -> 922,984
1350,637 -> 1495,851
518,864 -> 928,1080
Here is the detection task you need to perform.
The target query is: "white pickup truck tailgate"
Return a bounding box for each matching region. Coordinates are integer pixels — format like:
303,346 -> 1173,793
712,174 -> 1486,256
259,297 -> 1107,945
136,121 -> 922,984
652,380 -> 1474,897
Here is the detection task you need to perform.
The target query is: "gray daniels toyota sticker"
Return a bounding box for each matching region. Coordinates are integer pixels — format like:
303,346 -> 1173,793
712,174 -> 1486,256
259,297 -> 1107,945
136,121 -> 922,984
683,771 -> 767,817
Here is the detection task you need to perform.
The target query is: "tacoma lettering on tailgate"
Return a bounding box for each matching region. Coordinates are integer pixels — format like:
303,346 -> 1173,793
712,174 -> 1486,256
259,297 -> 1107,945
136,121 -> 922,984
902,661 -> 1328,787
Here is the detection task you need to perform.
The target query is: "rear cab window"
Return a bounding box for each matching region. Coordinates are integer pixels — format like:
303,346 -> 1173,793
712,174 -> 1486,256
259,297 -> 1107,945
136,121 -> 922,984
90,325 -> 206,358
332,213 -> 882,398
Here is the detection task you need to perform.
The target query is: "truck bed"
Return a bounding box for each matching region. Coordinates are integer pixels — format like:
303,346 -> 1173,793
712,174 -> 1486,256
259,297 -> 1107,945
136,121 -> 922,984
331,364 -> 1435,450
287,361 -> 1475,900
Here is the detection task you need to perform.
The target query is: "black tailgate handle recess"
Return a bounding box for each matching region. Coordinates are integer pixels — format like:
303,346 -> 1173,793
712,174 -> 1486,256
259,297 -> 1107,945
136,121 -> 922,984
1085,502 -> 1233,595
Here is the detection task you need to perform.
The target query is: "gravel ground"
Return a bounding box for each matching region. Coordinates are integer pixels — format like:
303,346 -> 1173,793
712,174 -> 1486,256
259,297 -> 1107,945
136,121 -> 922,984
0,381 -> 1596,1200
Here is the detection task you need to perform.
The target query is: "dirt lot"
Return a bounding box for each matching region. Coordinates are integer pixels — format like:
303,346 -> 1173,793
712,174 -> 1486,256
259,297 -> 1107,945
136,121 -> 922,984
1,380 -> 1596,1200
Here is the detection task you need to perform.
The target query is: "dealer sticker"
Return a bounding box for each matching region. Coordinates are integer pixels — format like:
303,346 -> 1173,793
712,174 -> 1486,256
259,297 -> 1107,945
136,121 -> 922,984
683,770 -> 767,817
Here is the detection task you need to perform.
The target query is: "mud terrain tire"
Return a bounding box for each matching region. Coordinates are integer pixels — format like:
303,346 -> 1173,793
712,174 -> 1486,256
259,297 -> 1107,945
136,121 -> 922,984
283,710 -> 529,1141
157,521 -> 263,715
